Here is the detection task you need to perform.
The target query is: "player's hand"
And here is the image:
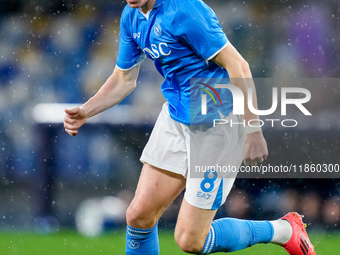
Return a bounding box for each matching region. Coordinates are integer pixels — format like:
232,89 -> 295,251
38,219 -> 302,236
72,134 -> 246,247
64,106 -> 87,136
243,131 -> 268,166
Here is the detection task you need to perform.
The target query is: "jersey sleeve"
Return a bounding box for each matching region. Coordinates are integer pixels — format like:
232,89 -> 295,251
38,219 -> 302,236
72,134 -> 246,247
116,10 -> 145,70
171,0 -> 228,60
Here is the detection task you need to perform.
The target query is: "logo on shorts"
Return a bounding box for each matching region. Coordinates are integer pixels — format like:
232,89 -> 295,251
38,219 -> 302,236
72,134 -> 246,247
128,240 -> 140,249
154,23 -> 162,37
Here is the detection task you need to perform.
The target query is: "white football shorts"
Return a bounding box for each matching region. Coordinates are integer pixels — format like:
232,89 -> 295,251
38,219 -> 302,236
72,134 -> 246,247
140,102 -> 245,210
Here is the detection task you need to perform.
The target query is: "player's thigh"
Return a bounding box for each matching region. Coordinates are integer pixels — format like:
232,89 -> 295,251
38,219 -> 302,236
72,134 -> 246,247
184,115 -> 245,210
126,163 -> 186,228
175,198 -> 216,252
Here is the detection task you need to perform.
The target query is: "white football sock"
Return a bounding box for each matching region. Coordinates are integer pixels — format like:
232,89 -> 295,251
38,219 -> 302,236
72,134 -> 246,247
269,219 -> 293,245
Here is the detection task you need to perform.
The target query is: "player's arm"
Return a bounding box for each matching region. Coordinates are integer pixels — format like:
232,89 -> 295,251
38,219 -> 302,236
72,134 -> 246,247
212,43 -> 268,165
64,65 -> 140,136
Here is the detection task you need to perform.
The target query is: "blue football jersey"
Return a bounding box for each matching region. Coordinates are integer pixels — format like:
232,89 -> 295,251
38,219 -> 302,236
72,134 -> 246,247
117,0 -> 233,125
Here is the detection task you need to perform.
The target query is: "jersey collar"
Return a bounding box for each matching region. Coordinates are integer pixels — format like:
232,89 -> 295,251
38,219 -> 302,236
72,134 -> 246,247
139,0 -> 163,20
153,0 -> 163,9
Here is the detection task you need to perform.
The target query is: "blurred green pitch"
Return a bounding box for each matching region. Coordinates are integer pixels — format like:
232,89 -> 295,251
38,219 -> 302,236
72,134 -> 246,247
0,230 -> 338,254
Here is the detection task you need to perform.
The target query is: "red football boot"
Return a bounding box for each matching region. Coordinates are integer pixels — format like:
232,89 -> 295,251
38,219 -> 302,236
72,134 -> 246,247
281,212 -> 316,255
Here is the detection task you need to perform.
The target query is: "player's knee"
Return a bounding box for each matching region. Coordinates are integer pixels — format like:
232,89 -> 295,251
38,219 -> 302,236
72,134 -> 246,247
174,229 -> 205,254
126,203 -> 157,229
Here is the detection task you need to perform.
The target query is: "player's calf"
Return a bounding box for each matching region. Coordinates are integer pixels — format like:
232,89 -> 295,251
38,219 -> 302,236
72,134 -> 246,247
175,199 -> 216,253
174,227 -> 207,254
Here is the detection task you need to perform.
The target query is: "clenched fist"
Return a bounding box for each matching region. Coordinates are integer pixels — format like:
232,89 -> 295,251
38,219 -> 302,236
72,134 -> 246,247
64,106 -> 87,136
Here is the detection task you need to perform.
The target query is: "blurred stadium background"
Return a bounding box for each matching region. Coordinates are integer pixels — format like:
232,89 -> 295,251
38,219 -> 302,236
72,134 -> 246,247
0,0 -> 340,253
